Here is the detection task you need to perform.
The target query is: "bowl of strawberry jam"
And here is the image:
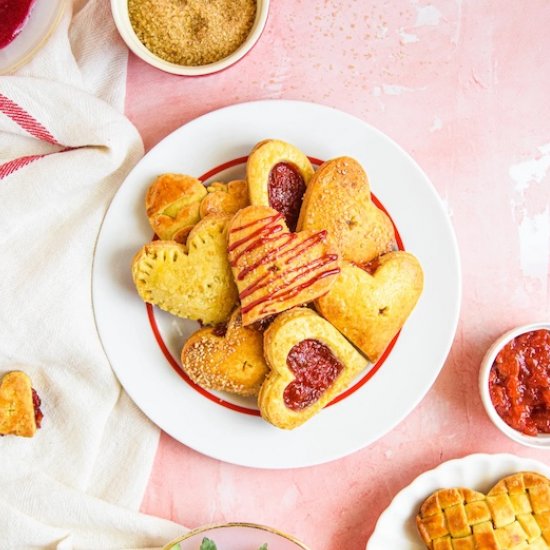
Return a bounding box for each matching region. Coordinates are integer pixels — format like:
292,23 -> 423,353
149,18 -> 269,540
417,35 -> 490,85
479,322 -> 550,448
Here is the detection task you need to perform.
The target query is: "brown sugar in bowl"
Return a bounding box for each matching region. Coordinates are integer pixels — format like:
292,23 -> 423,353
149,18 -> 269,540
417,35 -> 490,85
111,0 -> 269,76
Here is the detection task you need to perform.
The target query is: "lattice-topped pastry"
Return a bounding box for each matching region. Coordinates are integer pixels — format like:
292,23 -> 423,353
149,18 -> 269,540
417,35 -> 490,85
416,472 -> 550,549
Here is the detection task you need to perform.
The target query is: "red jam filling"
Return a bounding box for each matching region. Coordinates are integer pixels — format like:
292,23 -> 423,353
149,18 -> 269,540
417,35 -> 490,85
212,321 -> 228,337
489,329 -> 550,436
284,338 -> 344,411
359,257 -> 381,275
251,314 -> 276,333
267,162 -> 306,232
0,0 -> 37,49
32,388 -> 43,429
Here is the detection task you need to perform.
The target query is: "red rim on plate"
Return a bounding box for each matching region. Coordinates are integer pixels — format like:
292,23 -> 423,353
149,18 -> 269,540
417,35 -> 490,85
146,155 -> 405,416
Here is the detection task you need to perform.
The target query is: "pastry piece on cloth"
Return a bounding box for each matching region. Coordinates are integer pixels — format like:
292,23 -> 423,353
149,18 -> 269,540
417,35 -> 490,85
298,156 -> 396,264
146,173 -> 207,243
0,371 -> 41,437
200,179 -> 249,218
258,307 -> 367,429
416,472 -> 550,549
227,205 -> 340,326
247,139 -> 314,231
132,214 -> 237,325
316,252 -> 423,363
180,308 -> 269,396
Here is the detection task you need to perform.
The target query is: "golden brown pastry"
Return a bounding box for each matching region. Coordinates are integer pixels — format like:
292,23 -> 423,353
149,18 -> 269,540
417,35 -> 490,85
0,371 -> 41,437
199,179 -> 249,218
416,472 -> 550,549
297,156 -> 396,264
227,205 -> 340,327
258,308 -> 367,429
180,308 -> 269,396
315,252 -> 423,363
146,173 -> 207,243
246,139 -> 314,231
132,214 -> 237,325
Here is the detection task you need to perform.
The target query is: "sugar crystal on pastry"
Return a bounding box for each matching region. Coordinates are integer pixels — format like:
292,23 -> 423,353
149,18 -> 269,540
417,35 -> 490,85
180,309 -> 268,396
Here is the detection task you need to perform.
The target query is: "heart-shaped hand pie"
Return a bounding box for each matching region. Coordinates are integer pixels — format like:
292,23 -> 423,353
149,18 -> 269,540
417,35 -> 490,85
145,173 -> 207,243
258,307 -> 367,429
199,179 -> 249,218
180,308 -> 269,396
417,472 -> 550,549
316,252 -> 423,362
132,214 -> 238,325
227,205 -> 341,326
0,371 -> 39,437
247,139 -> 314,231
298,156 -> 396,264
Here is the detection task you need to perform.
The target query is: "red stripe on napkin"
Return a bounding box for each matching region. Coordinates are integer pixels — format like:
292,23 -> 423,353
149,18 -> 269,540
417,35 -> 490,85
0,154 -> 45,179
0,93 -> 59,144
0,146 -> 75,179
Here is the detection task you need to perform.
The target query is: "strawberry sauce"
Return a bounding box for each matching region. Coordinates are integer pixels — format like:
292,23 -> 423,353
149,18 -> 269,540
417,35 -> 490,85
0,0 -> 37,49
489,329 -> 550,436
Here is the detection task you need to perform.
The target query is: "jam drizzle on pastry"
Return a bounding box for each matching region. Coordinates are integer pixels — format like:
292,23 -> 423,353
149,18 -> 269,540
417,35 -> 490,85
228,212 -> 340,317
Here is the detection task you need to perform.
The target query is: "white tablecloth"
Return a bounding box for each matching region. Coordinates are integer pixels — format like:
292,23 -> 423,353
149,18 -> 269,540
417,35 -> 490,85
0,1 -> 185,547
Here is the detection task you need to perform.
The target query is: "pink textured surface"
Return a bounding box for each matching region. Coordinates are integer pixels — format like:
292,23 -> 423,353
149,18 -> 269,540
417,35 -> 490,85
126,1 -> 550,548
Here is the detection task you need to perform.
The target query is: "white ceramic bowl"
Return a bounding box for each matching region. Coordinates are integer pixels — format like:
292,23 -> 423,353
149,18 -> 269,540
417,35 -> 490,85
479,322 -> 550,448
110,0 -> 269,76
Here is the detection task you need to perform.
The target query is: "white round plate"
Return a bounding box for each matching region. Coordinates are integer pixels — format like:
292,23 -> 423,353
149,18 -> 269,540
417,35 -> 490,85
163,522 -> 309,550
0,0 -> 66,74
368,453 -> 550,549
92,99 -> 461,469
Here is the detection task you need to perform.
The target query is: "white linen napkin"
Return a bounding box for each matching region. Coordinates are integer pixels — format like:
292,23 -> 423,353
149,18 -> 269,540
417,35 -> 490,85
0,0 -> 185,548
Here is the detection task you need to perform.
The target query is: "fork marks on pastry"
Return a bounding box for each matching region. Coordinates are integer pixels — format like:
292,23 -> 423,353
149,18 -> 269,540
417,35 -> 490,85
131,215 -> 238,325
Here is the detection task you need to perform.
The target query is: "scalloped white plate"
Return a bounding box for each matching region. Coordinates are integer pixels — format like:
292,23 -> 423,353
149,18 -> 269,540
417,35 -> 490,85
368,453 -> 550,549
92,100 -> 461,469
